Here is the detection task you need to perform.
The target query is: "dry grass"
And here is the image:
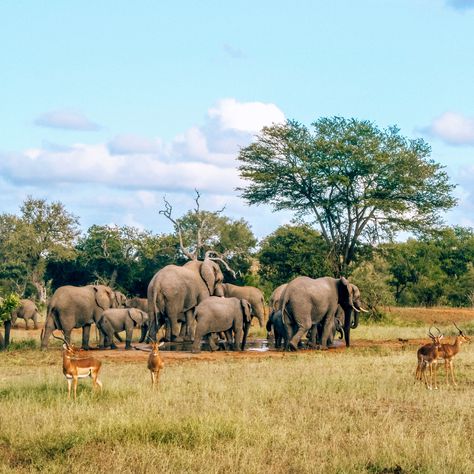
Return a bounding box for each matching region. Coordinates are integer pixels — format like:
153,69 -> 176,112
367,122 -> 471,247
1,331 -> 473,473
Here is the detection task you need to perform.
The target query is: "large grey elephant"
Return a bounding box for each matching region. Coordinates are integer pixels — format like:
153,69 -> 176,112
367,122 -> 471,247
192,297 -> 252,353
11,299 -> 41,329
41,285 -> 124,349
281,276 -> 366,350
147,257 -> 225,342
97,308 -> 148,350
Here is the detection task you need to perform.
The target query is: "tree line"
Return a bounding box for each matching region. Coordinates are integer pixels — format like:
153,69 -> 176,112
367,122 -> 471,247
0,116 -> 464,316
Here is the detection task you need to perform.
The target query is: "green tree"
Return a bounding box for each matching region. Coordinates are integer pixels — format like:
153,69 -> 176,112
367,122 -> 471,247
258,224 -> 332,288
0,293 -> 20,350
0,197 -> 79,301
238,117 -> 456,275
160,192 -> 257,282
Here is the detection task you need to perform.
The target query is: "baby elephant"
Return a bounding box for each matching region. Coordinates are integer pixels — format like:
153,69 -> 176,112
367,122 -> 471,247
97,308 -> 148,350
266,310 -> 288,349
11,299 -> 40,329
192,297 -> 252,353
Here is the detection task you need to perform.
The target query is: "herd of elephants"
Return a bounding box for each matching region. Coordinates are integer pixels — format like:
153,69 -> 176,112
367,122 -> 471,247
14,255 -> 368,353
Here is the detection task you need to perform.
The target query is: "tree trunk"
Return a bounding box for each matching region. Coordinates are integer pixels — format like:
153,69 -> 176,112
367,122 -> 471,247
0,321 -> 12,350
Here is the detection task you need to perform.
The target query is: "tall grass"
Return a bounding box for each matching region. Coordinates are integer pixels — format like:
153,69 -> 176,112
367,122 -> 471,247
1,341 -> 473,473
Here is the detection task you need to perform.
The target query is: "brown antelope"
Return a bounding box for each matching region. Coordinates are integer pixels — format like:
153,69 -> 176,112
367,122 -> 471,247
415,326 -> 443,390
437,322 -> 470,386
147,339 -> 165,389
52,333 -> 103,400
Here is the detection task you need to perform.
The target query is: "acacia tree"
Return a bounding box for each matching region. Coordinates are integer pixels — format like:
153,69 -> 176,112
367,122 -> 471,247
238,117 -> 456,274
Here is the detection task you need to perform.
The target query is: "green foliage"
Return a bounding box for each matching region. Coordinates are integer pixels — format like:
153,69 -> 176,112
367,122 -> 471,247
350,258 -> 394,321
238,117 -> 456,274
0,293 -> 20,324
258,224 -> 332,287
0,197 -> 79,300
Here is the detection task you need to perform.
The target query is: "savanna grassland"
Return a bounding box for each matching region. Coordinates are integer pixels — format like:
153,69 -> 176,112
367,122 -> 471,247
1,308 -> 473,474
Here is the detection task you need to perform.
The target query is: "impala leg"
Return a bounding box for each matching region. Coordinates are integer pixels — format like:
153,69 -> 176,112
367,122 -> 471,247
450,361 -> 457,386
445,360 -> 450,385
67,379 -> 72,399
433,362 -> 438,389
73,376 -> 78,400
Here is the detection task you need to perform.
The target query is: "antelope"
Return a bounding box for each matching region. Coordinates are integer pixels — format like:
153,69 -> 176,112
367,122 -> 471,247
415,326 -> 443,390
147,339 -> 165,389
52,333 -> 103,400
437,322 -> 470,386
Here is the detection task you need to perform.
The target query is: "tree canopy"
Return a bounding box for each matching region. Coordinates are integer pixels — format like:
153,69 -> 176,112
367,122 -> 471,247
238,117 -> 456,274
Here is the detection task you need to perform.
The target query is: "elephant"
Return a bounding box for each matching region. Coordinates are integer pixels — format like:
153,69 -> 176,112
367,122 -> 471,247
281,276 -> 366,351
11,299 -> 41,329
315,306 -> 344,347
126,296 -> 148,313
41,285 -> 125,350
97,308 -> 149,350
147,257 -> 225,342
269,283 -> 288,313
192,297 -> 252,353
266,309 -> 288,349
222,283 -> 265,327
114,291 -> 128,308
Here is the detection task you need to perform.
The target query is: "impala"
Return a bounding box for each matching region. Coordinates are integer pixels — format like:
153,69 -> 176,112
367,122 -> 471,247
437,322 -> 470,386
147,339 -> 165,389
52,333 -> 103,400
415,326 -> 443,390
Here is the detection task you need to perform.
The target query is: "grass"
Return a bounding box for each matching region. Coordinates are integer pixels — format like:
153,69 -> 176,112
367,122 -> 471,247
1,307 -> 473,473
1,337 -> 474,473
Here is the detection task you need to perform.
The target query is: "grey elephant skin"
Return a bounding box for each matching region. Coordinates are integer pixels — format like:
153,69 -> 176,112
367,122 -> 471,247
192,297 -> 252,353
11,299 -> 40,329
281,276 -> 364,350
147,258 -> 225,342
222,283 -> 265,327
269,283 -> 288,313
127,297 -> 148,312
97,308 -> 148,350
41,285 -> 123,349
266,309 -> 288,349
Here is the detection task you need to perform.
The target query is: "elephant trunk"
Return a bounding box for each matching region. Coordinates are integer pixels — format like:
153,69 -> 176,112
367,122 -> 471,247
343,307 -> 353,348
351,310 -> 359,329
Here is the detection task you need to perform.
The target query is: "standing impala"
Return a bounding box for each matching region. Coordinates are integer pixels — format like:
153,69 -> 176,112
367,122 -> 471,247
147,339 -> 165,389
415,326 -> 443,390
52,333 -> 103,400
437,322 -> 470,386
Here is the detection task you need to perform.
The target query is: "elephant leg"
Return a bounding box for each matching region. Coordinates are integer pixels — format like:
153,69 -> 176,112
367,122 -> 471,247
11,314 -> 17,328
33,313 -> 39,329
82,324 -> 92,350
288,319 -> 311,352
41,314 -> 57,349
168,312 -> 183,342
139,324 -> 148,343
208,334 -> 219,352
99,320 -> 117,349
125,328 -> 133,350
184,309 -> 195,342
234,326 -> 243,351
191,328 -> 204,353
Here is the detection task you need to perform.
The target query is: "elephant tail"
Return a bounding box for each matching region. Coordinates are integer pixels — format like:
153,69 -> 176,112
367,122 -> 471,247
41,305 -> 60,349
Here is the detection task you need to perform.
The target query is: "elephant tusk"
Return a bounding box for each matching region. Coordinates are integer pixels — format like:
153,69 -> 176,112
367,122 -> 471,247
358,307 -> 369,313
351,305 -> 360,313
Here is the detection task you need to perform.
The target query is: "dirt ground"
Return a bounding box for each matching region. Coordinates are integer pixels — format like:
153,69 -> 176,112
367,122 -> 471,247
8,326 -> 435,366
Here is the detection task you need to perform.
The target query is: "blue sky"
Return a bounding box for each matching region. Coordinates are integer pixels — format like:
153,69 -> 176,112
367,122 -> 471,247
1,0 -> 474,239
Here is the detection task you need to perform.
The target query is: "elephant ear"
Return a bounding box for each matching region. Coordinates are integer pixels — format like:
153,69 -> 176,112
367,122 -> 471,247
200,259 -> 217,295
338,277 -> 351,306
93,286 -> 113,310
240,299 -> 252,324
128,309 -> 143,326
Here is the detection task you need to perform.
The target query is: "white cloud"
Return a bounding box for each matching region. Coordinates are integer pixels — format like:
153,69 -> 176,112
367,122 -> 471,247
1,98 -> 286,237
34,109 -> 100,131
208,98 -> 285,134
423,111 -> 474,145
108,134 -> 163,155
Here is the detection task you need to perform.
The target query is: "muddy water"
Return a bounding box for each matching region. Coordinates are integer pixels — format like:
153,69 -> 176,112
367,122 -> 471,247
158,338 -> 345,352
